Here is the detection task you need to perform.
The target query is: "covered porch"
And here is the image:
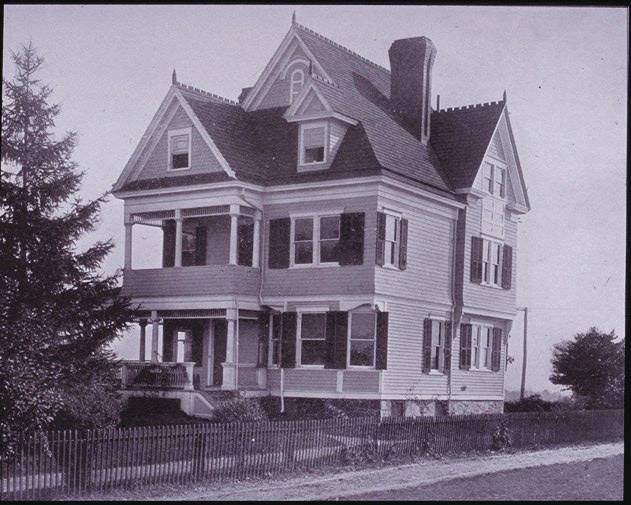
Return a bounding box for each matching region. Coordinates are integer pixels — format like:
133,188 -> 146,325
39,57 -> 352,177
120,308 -> 267,393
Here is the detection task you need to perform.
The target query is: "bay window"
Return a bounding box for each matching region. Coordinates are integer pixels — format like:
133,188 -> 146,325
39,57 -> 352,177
298,312 -> 327,366
348,312 -> 376,367
384,213 -> 400,267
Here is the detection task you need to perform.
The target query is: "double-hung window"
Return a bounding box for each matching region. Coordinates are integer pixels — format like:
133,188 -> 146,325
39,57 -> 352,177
431,320 -> 445,371
482,239 -> 502,287
494,166 -> 506,198
384,213 -> 400,267
348,312 -> 376,367
291,215 -> 340,266
300,124 -> 326,165
483,162 -> 494,193
298,312 -> 327,366
471,325 -> 492,369
168,128 -> 191,170
269,313 -> 281,367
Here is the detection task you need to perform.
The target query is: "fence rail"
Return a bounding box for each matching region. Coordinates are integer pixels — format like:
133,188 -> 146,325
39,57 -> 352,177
0,409 -> 623,500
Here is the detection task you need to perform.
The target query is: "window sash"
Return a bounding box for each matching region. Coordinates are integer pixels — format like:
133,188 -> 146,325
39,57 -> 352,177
269,314 -> 281,366
430,321 -> 444,371
292,215 -> 340,266
383,214 -> 400,267
301,125 -> 326,165
298,312 -> 327,366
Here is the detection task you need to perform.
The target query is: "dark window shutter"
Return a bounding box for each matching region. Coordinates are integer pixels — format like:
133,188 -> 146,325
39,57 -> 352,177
280,312 -> 297,368
375,311 -> 389,369
470,236 -> 483,283
162,219 -> 176,267
501,245 -> 513,290
325,311 -> 348,369
422,318 -> 432,373
491,328 -> 502,371
459,324 -> 472,370
238,217 -> 254,266
444,321 -> 452,373
375,212 -> 386,266
194,225 -> 207,266
269,218 -> 290,269
339,213 -> 365,266
398,218 -> 408,270
257,312 -> 270,368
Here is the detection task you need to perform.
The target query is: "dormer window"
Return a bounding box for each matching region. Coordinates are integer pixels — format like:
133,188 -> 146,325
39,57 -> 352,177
290,68 -> 305,103
299,122 -> 327,166
168,128 -> 191,171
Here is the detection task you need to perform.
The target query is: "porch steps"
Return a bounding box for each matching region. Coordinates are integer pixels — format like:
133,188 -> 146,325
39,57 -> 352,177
191,390 -> 236,418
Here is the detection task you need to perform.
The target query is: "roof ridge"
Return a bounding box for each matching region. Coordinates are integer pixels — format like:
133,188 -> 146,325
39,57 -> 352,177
175,82 -> 239,105
436,99 -> 505,113
294,22 -> 391,75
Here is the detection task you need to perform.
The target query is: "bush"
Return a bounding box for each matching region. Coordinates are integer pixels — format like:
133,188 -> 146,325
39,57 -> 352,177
260,397 -> 380,420
119,397 -> 206,426
491,420 -> 512,451
504,394 -> 580,413
211,398 -> 268,423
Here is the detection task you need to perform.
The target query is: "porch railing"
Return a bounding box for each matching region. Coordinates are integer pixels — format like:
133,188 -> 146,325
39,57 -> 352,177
120,361 -> 195,390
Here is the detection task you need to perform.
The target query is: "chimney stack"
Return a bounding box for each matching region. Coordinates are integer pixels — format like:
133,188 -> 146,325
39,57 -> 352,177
388,36 -> 437,145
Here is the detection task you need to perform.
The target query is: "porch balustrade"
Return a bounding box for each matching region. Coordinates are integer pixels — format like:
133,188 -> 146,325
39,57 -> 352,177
120,360 -> 195,390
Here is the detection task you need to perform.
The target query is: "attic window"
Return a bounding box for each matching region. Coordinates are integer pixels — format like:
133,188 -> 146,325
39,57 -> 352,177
290,68 -> 305,103
300,123 -> 327,166
168,128 -> 191,171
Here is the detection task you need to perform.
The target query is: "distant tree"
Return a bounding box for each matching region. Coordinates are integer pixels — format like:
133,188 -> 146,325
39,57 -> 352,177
0,43 -> 132,458
550,327 -> 624,409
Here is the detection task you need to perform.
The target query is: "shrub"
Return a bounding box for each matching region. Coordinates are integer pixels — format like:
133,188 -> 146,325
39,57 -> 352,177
212,398 -> 268,423
491,420 -> 512,451
119,397 -> 206,426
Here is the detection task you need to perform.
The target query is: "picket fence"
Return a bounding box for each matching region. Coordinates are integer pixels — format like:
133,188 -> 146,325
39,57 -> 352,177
0,409 -> 623,499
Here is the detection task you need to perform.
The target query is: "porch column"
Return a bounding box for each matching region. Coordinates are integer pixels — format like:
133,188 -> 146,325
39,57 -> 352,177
139,319 -> 147,361
124,222 -> 133,270
174,210 -> 183,267
151,310 -> 160,362
229,204 -> 239,265
252,211 -> 261,268
222,308 -> 237,390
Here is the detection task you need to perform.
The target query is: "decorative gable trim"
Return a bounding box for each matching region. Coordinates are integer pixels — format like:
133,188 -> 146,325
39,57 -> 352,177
112,86 -> 237,193
283,81 -> 358,125
242,26 -> 333,112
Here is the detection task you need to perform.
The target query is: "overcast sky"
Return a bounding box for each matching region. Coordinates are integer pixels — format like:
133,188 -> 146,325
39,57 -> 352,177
3,5 -> 627,393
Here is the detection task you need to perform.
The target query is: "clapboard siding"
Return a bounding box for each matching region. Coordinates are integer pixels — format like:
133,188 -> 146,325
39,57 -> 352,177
450,319 -> 507,397
122,265 -> 260,298
262,196 -> 376,297
136,106 -> 223,180
284,369 -> 338,392
343,370 -> 380,393
267,368 -> 281,389
463,197 -> 517,310
375,198 -> 454,305
382,301 -> 450,395
256,46 -> 309,110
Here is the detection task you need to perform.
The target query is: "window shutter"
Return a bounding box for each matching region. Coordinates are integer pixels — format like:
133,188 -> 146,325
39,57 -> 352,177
444,321 -> 452,373
459,324 -> 472,370
422,318 -> 432,373
470,236 -> 483,283
162,220 -> 176,267
194,225 -> 207,266
257,312 -> 270,368
375,212 -> 386,266
491,328 -> 502,371
325,311 -> 348,369
238,218 -> 254,266
375,311 -> 389,369
162,321 -> 174,362
339,213 -> 365,266
269,218 -> 290,269
280,312 -> 297,368
398,218 -> 408,270
501,245 -> 513,290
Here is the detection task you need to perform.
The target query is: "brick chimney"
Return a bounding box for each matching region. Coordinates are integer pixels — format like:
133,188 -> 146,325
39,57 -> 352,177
388,36 -> 437,145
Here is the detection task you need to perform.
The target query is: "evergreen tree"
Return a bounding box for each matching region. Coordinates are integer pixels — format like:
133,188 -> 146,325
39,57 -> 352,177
1,43 -> 132,458
550,327 -> 624,409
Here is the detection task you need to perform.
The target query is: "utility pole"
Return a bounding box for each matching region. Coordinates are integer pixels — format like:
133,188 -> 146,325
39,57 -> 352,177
517,307 -> 528,400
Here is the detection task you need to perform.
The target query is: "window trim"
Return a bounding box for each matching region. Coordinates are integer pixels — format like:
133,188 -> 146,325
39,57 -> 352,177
346,310 -> 377,369
296,309 -> 328,368
481,238 -> 504,288
267,313 -> 281,369
289,212 -> 342,268
480,160 -> 508,201
289,68 -> 305,103
167,127 -> 192,171
298,121 -> 328,167
469,323 -> 495,371
429,319 -> 446,373
382,209 -> 402,270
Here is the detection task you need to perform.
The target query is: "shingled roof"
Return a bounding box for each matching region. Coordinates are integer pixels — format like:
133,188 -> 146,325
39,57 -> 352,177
118,23 -> 509,198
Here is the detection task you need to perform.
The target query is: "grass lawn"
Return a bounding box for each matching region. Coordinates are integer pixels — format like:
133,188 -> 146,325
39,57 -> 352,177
343,454 -> 624,501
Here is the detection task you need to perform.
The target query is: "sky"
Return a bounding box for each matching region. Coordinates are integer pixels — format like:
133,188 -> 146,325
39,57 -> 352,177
2,5 -> 627,393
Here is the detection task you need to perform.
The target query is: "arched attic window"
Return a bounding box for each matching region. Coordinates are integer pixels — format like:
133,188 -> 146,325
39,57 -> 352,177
289,68 -> 305,103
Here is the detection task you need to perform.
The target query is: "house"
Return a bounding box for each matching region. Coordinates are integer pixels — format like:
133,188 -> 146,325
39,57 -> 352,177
113,18 -> 530,419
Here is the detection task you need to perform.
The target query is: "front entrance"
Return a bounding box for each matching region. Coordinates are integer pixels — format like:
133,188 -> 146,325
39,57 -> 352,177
212,319 -> 227,386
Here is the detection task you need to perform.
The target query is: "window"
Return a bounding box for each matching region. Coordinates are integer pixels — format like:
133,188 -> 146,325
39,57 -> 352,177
298,312 -> 326,366
483,162 -> 494,193
291,215 -> 340,266
290,68 -> 305,103
384,213 -> 400,267
269,314 -> 281,367
495,166 -> 506,198
181,226 -> 197,267
473,326 -> 481,368
168,128 -> 191,170
348,312 -> 376,367
471,325 -> 492,369
481,197 -> 505,238
300,124 -> 326,165
482,239 -> 502,287
431,320 -> 445,371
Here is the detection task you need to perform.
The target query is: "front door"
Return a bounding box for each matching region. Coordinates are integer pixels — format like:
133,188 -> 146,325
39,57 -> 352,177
212,319 -> 227,386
